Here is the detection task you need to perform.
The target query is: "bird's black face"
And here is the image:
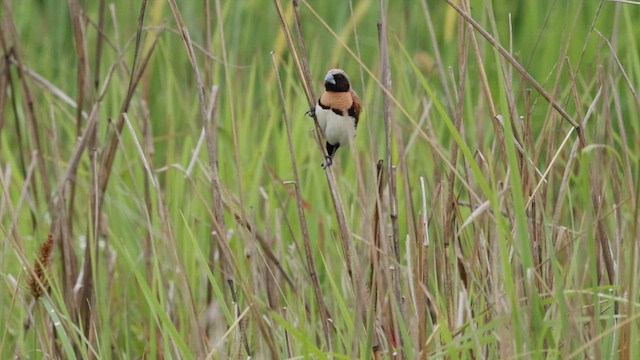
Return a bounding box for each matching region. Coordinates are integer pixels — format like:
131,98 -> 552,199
325,72 -> 350,92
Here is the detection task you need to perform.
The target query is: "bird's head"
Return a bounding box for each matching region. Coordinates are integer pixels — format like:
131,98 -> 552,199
324,69 -> 351,92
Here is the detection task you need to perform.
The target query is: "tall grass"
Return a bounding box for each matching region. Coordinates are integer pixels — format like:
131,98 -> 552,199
1,0 -> 639,358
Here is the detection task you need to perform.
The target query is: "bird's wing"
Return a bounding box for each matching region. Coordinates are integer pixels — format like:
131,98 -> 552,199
348,89 -> 362,128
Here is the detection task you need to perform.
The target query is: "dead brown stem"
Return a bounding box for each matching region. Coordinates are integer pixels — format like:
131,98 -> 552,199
276,0 -> 354,278
377,8 -> 404,355
271,51 -> 332,350
444,0 -> 581,133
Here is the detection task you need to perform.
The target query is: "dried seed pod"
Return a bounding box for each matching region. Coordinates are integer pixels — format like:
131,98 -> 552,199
27,234 -> 54,299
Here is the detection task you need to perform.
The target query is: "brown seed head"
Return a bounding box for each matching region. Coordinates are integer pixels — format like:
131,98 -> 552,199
27,233 -> 54,299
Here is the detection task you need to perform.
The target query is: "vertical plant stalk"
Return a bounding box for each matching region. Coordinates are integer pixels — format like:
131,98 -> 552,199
139,100 -> 158,354
442,4 -> 469,330
66,0 -> 92,278
203,0 -> 212,84
0,55 -> 7,134
0,1 -> 52,205
202,87 -> 247,354
141,101 -> 154,282
443,0 -> 582,139
419,0 -> 455,116
418,176 -> 430,359
377,1 -> 404,354
588,67 -> 615,285
370,160 -> 385,356
277,0 -> 353,276
523,88 -> 544,286
209,2 -> 258,349
165,1 -> 258,355
94,0 -> 106,91
285,0 -> 371,352
1,47 -> 29,195
95,0 -> 152,212
625,146 -> 640,359
271,52 -> 332,350
79,0 -> 149,342
203,87 -> 225,310
460,0 -> 507,164
213,0 -> 247,215
370,161 -> 384,292
48,104 -> 99,316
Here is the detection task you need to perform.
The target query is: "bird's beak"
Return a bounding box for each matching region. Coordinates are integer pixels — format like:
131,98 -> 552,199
324,72 -> 336,85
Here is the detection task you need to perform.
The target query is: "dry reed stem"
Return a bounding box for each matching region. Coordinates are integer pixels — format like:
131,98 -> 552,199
296,0 -> 484,210
609,78 -> 637,213
123,114 -> 156,189
567,310 -> 640,359
271,52 -> 333,350
276,1 -> 376,354
377,4 -> 404,354
282,308 -> 294,357
369,160 -> 384,355
95,0 -> 148,210
219,183 -> 296,289
536,3 -> 582,210
551,60 -> 585,249
278,0 -> 354,278
202,86 -> 226,311
462,1 -> 507,165
444,0 -> 582,134
588,67 -> 615,286
0,1 -> 52,204
153,169 -> 207,357
595,30 -> 640,110
419,0 -> 455,116
94,0 -> 106,90
0,166 -> 28,256
0,56 -> 7,133
347,0 -> 367,99
442,3 -> 470,330
167,3 -> 288,355
418,176 -> 430,359
165,1 -> 248,355
258,187 -> 280,311
140,100 -> 154,282
203,0 -> 212,84
55,104 -> 100,313
6,152 -> 37,244
287,9 -> 375,348
626,151 -> 640,359
76,0 -> 149,344
213,0 -> 247,218
1,48 -> 29,190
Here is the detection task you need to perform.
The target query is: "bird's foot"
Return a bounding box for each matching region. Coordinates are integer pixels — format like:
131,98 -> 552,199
321,156 -> 333,169
305,107 -> 316,118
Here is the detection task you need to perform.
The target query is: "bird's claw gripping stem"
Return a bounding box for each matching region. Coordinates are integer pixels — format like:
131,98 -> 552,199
306,107 -> 316,118
321,156 -> 333,169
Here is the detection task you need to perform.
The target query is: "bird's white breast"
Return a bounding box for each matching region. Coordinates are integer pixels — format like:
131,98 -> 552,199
315,104 -> 356,147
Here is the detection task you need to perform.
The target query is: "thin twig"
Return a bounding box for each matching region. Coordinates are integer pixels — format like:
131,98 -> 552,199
443,2 -> 470,329
271,51 -> 332,350
377,4 -> 404,354
277,1 -> 354,278
78,0 -> 149,343
443,0 -> 581,132
420,0 -> 455,116
214,0 -> 247,217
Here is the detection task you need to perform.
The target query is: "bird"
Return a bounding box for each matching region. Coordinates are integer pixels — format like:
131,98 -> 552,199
307,69 -> 361,168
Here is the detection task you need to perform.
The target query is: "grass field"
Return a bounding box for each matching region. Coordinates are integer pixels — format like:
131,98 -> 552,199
1,0 -> 640,358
